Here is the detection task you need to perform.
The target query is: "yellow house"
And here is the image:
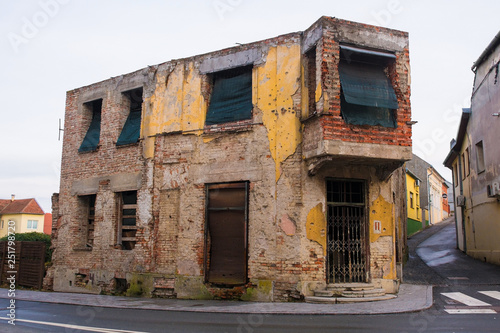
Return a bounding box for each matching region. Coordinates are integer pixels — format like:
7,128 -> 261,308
0,196 -> 45,237
406,170 -> 422,236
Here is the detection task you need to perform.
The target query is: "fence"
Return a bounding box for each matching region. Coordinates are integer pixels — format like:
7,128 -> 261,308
0,241 -> 46,289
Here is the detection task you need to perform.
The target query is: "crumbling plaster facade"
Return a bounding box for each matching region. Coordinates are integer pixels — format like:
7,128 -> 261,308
48,17 -> 412,301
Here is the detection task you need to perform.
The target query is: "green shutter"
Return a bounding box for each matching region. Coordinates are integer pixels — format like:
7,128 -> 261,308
339,62 -> 398,109
205,69 -> 252,125
78,109 -> 101,152
116,110 -> 141,146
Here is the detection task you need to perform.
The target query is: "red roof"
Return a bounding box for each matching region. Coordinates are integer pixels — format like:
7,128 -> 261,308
0,198 -> 44,215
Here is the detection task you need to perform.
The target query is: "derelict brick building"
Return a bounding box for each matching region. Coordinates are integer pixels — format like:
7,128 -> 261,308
47,16 -> 412,301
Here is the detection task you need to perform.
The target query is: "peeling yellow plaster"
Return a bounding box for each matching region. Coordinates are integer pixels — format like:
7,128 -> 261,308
143,72 -> 167,158
370,195 -> 396,280
142,63 -> 207,159
258,44 -> 302,181
181,62 -> 206,134
369,195 -> 394,243
306,203 -> 327,256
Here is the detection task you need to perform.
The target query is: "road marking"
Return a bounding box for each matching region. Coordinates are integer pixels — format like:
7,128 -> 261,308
479,291 -> 500,301
447,277 -> 469,280
445,309 -> 496,314
441,292 -> 491,306
0,317 -> 149,333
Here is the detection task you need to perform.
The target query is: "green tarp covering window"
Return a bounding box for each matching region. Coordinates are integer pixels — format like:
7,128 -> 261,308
78,100 -> 102,152
339,61 -> 398,128
205,67 -> 252,125
117,89 -> 143,146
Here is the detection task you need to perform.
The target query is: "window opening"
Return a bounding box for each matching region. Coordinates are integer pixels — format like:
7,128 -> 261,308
205,66 -> 253,125
79,99 -> 102,152
205,182 -> 248,285
117,88 -> 143,146
338,46 -> 398,128
86,194 -> 96,247
410,192 -> 414,209
27,220 -> 38,229
305,46 -> 317,115
118,191 -> 137,250
476,141 -> 485,173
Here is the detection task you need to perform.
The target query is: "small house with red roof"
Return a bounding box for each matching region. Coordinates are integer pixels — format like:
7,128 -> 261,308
0,195 -> 45,237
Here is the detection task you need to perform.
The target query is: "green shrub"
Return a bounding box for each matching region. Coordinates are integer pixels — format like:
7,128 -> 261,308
0,232 -> 52,263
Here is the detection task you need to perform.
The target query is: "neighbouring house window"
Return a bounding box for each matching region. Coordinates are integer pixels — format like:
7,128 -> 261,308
453,163 -> 458,184
1,220 -> 3,229
410,192 -> 414,209
79,99 -> 103,152
205,182 -> 248,285
205,66 -> 253,125
305,46 -> 317,115
466,147 -> 471,176
27,220 -> 38,229
338,45 -> 398,128
476,141 -> 485,173
118,191 -> 137,250
461,153 -> 466,180
117,88 -> 143,146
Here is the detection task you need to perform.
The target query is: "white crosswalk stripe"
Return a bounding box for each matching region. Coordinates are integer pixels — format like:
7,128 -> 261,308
479,291 -> 500,301
441,291 -> 500,314
441,292 -> 491,306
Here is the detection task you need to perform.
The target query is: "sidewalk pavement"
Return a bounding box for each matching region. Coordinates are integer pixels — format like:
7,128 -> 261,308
0,283 -> 432,315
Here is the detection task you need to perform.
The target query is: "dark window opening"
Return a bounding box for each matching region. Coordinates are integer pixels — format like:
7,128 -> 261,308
118,191 -> 137,250
86,194 -> 96,247
205,66 -> 253,125
339,46 -> 398,128
79,99 -> 102,152
476,141 -> 485,173
205,182 -> 248,285
410,192 -> 414,209
305,46 -> 317,115
117,88 -> 143,146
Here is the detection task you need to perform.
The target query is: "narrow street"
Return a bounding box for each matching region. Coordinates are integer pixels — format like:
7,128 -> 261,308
405,217 -> 500,317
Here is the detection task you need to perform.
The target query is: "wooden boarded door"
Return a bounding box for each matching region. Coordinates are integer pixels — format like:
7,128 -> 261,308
205,182 -> 248,285
326,179 -> 368,284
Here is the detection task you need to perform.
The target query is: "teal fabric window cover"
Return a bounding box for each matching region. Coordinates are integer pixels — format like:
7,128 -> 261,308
78,99 -> 102,152
117,89 -> 143,146
205,67 -> 253,125
339,62 -> 398,128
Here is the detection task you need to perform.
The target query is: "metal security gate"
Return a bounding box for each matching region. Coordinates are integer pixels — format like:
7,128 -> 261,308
326,180 -> 368,284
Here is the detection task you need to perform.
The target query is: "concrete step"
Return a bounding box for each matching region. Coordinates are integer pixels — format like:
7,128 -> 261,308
305,294 -> 397,304
313,289 -> 335,297
341,288 -> 386,298
326,283 -> 375,291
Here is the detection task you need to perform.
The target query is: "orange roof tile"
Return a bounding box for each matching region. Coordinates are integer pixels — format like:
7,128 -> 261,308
0,198 -> 44,215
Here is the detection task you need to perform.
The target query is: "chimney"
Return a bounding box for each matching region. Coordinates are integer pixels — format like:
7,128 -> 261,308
11,194 -> 15,201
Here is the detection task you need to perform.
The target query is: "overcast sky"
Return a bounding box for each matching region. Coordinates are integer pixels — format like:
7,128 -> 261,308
1,0 -> 499,212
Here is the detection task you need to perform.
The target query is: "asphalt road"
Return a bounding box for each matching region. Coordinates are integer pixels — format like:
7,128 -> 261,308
0,217 -> 499,332
0,299 -> 499,333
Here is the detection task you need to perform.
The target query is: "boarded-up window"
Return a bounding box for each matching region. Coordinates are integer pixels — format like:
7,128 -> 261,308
339,45 -> 398,128
205,66 -> 253,125
117,88 -> 143,146
118,191 -> 137,250
79,99 -> 102,152
205,182 -> 248,285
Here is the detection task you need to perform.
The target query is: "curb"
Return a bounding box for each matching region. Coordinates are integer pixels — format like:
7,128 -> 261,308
0,284 -> 432,315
